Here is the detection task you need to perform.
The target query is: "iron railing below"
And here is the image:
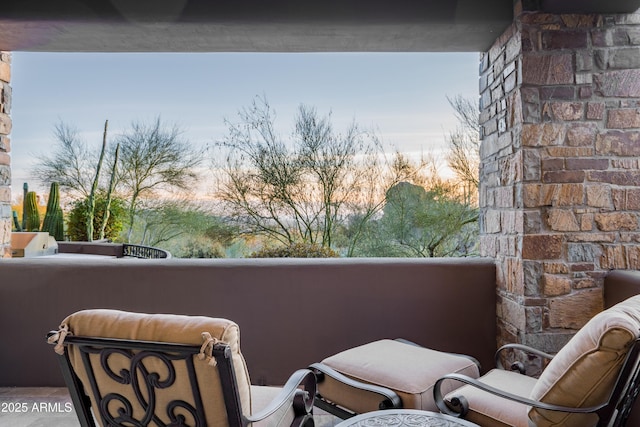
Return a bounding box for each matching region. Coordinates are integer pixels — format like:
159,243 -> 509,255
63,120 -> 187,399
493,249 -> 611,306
122,244 -> 171,259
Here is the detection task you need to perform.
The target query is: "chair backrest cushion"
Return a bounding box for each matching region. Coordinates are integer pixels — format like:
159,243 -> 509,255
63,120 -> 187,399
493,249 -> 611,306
60,309 -> 252,427
529,295 -> 640,427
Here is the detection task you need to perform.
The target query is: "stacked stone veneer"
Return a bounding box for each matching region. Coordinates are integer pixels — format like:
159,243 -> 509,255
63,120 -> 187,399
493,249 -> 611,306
0,52 -> 10,258
480,8 -> 640,352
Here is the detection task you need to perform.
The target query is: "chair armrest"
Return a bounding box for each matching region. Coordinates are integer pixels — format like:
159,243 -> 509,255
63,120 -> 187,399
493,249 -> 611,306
309,362 -> 402,413
433,373 -> 606,418
244,369 -> 316,425
495,343 -> 555,374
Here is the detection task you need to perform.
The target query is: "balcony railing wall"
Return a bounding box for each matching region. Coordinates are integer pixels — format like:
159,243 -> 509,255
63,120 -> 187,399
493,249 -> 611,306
0,257 -> 496,388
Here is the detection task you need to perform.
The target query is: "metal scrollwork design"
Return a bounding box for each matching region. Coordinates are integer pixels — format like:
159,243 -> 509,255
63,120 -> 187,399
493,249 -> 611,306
342,412 -> 475,427
81,346 -> 205,427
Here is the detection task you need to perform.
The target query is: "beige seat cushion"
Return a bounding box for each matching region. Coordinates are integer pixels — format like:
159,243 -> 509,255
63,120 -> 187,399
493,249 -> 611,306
60,309 -> 252,427
529,295 -> 640,427
444,368 -> 535,427
319,339 -> 480,413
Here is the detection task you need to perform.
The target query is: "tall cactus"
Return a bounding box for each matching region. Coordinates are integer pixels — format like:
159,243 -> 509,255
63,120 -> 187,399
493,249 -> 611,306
42,182 -> 64,240
24,191 -> 40,231
12,210 -> 22,231
21,182 -> 28,230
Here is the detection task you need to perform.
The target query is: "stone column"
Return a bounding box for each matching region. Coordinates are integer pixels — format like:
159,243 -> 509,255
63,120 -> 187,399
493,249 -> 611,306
480,5 -> 640,352
0,52 -> 11,258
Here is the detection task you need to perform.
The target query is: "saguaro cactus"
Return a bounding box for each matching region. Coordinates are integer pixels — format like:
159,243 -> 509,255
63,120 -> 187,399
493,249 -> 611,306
42,182 -> 64,240
24,191 -> 40,231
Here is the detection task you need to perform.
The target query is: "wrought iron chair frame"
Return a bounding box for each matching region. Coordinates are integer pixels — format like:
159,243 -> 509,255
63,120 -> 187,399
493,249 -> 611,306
48,333 -> 315,427
433,339 -> 640,427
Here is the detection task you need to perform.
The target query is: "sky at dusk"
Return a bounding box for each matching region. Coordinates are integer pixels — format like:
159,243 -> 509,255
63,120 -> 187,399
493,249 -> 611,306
9,52 -> 480,200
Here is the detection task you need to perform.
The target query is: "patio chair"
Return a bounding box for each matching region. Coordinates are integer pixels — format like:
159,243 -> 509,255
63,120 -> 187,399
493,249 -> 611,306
433,294 -> 640,427
46,309 -> 315,427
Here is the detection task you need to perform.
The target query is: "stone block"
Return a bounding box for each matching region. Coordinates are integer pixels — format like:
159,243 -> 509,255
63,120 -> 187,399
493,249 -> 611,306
606,48 -> 640,69
523,332 -> 574,354
523,149 -> 540,181
541,158 -> 564,171
567,243 -> 598,263
523,260 -> 543,296
545,147 -> 594,157
522,123 -> 564,147
595,212 -> 638,231
560,14 -> 599,28
576,50 -> 594,71
0,113 -> 10,135
578,85 -> 593,99
620,233 -> 640,243
626,189 -> 640,210
0,152 -> 9,166
0,61 -> 9,83
522,234 -> 563,260
594,69 -> 640,97
589,170 -> 640,186
574,277 -> 597,288
607,109 -> 640,129
542,30 -> 588,49
627,246 -> 640,270
484,209 -> 502,233
592,29 -> 613,47
548,289 -> 603,329
569,232 -> 615,243
543,274 -> 572,296
586,185 -> 612,208
601,244 -> 627,269
587,102 -> 605,120
566,123 -> 597,146
522,53 -> 574,85
542,171 -> 585,183
495,186 -> 514,208
547,209 -> 580,231
0,187 -> 10,203
624,28 -> 640,45
0,135 -> 10,152
544,102 -> 584,121
480,235 -> 499,257
539,86 -> 575,100
501,297 -> 526,331
544,262 -> 570,274
524,210 -> 542,233
554,184 -> 585,206
526,306 -> 543,333
566,159 -> 609,172
580,213 -> 594,231
0,165 -> 9,186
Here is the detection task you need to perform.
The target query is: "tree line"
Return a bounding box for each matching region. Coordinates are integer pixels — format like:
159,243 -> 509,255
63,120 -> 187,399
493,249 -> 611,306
27,95 -> 480,258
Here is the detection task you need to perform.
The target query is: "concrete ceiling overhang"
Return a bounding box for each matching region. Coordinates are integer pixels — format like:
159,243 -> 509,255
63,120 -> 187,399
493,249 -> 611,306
0,0 -> 639,52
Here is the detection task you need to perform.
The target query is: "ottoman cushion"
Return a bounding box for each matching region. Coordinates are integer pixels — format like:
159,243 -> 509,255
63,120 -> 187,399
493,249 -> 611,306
318,339 -> 480,413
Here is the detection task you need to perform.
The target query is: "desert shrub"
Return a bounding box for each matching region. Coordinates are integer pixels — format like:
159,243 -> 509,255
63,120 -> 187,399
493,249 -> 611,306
67,195 -> 126,241
250,242 -> 339,258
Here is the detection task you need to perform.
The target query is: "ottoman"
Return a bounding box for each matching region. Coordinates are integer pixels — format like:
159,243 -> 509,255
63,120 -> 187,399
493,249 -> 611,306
310,339 -> 480,418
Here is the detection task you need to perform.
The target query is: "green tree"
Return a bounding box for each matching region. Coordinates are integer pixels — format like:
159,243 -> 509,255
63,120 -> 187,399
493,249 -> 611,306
67,195 -> 126,241
383,182 -> 478,257
354,181 -> 478,257
127,201 -> 239,257
32,122 -> 96,198
215,96 -> 411,253
446,95 -> 480,197
116,117 -> 203,242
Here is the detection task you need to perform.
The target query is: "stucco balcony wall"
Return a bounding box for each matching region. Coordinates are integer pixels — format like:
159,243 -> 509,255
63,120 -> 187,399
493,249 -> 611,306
0,257 -> 496,388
